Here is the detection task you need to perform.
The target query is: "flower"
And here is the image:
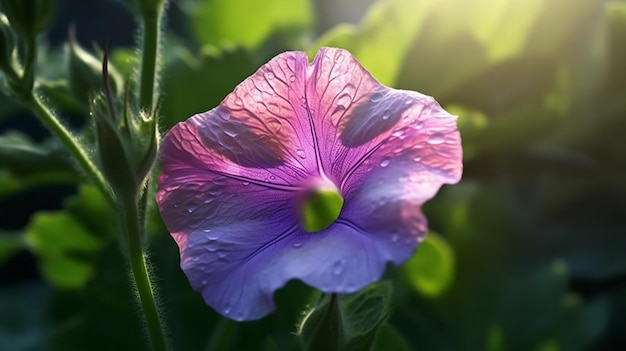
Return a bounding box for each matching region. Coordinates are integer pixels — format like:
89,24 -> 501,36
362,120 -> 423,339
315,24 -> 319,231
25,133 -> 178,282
156,47 -> 462,321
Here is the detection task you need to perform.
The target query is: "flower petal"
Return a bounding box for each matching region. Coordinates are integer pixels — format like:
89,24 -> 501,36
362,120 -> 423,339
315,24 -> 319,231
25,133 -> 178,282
175,211 -> 406,321
304,48 -> 461,189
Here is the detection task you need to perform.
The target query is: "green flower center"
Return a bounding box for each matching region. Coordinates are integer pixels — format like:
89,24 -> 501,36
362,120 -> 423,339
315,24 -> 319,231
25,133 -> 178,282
299,180 -> 344,233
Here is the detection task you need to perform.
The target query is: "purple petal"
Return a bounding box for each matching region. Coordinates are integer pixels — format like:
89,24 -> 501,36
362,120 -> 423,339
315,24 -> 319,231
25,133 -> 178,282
175,212 -> 406,321
304,48 -> 461,187
157,47 -> 463,321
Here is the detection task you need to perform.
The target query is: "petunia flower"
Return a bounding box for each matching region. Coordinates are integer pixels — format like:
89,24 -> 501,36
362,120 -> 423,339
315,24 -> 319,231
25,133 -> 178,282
156,47 -> 462,321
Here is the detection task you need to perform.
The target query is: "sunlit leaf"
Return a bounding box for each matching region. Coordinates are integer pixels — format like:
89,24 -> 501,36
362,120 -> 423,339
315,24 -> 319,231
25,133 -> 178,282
403,232 -> 454,298
185,0 -> 312,49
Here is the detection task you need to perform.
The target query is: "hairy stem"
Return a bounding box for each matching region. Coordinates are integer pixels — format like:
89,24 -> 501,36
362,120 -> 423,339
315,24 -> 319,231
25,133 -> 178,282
138,8 -> 161,113
27,94 -> 112,202
122,194 -> 168,351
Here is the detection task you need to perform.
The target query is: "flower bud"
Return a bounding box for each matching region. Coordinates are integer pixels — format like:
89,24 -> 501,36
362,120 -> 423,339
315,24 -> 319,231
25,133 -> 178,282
67,30 -> 122,108
91,94 -> 137,199
0,13 -> 15,72
0,0 -> 56,39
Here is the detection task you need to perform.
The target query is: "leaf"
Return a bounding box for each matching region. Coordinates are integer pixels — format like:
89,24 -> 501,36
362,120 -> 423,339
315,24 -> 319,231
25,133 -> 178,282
0,132 -> 79,180
313,0 -> 432,86
299,282 -> 393,351
185,0 -> 312,49
160,46 -> 256,128
403,232 -> 455,298
24,185 -> 114,289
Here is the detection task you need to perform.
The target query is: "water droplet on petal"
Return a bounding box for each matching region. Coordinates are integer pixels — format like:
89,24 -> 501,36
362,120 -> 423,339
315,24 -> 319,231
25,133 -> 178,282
266,71 -> 275,79
242,181 -> 250,186
296,149 -> 306,159
380,158 -> 391,167
413,121 -> 424,129
289,75 -> 296,82
333,260 -> 345,275
382,110 -> 391,120
269,175 -> 276,180
292,242 -> 302,248
405,99 -> 414,105
370,92 -> 384,102
224,304 -> 231,315
428,133 -> 446,145
413,155 -> 422,162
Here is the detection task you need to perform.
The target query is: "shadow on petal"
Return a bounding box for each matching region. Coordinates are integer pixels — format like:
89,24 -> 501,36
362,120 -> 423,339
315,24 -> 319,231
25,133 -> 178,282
195,108 -> 285,168
339,90 -> 414,147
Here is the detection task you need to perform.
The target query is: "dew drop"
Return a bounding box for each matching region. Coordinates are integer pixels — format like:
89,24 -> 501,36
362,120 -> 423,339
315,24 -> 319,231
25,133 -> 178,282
217,250 -> 227,259
392,130 -> 404,139
413,156 -> 422,162
186,205 -> 196,213
296,149 -> 306,159
289,75 -> 296,82
405,99 -> 414,105
235,98 -> 243,106
428,133 -> 446,145
413,121 -> 424,129
269,175 -> 276,180
382,110 -> 391,120
333,260 -> 345,275
242,181 -> 250,186
370,92 -> 384,102
292,242 -> 302,248
224,304 -> 231,315
380,158 -> 391,167
266,71 -> 275,79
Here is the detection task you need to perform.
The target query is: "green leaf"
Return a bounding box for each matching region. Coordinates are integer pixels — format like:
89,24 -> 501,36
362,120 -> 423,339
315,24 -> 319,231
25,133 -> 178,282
24,185 -> 114,289
299,282 -> 393,351
403,232 -> 455,298
160,46 -> 256,128
340,281 -> 393,351
313,0 -> 431,86
185,0 -> 312,49
0,132 -> 79,179
371,323 -> 412,351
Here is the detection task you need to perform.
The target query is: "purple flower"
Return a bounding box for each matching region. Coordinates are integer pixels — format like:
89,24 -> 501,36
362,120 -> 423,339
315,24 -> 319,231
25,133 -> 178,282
156,48 -> 462,321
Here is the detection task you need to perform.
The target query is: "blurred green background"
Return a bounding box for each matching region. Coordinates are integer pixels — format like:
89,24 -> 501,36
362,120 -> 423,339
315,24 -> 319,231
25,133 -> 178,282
1,0 -> 625,350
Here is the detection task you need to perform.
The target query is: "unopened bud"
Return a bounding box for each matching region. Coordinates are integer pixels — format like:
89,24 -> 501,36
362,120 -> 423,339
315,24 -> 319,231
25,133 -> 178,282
67,29 -> 122,108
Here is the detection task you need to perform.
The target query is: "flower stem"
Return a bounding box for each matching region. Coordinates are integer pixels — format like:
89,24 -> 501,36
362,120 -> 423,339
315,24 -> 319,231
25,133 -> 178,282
122,194 -> 168,351
138,7 -> 161,113
26,94 -> 112,202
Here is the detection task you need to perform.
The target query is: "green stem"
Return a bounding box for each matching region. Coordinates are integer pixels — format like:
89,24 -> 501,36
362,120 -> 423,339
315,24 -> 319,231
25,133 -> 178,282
22,35 -> 37,93
138,8 -> 161,112
122,194 -> 168,351
27,94 -> 112,203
